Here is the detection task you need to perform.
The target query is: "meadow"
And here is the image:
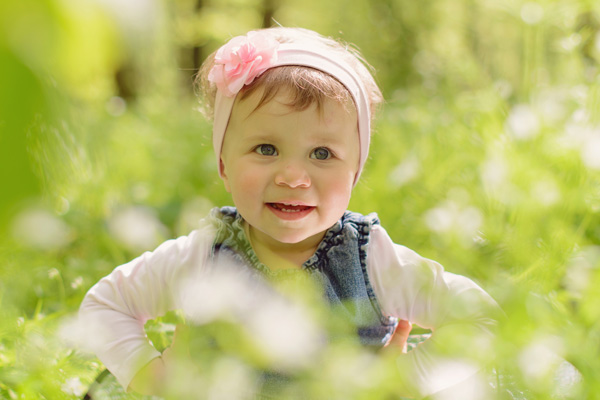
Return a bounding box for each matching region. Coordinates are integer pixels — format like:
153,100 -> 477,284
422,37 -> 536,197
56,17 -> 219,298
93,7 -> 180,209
1,0 -> 599,398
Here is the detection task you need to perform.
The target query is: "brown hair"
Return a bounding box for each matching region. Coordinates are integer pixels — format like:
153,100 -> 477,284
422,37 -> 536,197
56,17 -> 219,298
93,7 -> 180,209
196,27 -> 383,125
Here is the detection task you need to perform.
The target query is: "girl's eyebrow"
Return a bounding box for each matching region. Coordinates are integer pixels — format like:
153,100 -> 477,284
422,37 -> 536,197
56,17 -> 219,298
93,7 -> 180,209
240,133 -> 279,143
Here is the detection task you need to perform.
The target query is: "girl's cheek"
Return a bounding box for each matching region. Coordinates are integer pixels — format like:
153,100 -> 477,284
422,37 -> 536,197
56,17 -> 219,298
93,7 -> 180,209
235,165 -> 263,188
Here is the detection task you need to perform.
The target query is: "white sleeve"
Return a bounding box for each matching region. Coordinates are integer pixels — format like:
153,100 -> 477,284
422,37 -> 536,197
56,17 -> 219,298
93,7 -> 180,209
367,225 -> 501,397
78,225 -> 215,390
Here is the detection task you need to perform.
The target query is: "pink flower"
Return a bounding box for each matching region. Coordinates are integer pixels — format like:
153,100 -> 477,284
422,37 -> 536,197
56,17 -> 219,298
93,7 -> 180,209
208,31 -> 280,97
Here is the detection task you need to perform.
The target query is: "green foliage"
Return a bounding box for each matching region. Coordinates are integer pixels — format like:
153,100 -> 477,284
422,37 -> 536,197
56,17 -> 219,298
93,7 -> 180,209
1,0 -> 600,398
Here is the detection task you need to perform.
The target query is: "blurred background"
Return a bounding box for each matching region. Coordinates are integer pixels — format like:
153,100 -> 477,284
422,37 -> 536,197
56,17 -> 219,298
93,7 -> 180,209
1,0 -> 599,398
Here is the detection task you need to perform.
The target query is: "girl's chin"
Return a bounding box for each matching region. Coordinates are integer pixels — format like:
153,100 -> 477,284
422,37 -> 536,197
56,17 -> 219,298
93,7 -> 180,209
261,228 -> 326,247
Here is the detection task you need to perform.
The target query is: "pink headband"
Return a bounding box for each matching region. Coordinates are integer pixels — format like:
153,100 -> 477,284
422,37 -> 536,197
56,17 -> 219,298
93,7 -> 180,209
208,31 -> 371,184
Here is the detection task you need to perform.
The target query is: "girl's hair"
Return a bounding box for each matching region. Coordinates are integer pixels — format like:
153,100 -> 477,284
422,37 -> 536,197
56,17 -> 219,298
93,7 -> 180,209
196,27 -> 383,123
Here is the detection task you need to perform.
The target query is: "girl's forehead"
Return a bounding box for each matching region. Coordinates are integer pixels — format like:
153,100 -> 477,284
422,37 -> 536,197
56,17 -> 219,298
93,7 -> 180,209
233,87 -> 356,121
224,88 -> 359,146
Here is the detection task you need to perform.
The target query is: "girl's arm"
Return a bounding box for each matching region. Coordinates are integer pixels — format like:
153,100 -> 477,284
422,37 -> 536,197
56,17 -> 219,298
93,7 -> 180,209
78,226 -> 214,392
367,225 -> 502,397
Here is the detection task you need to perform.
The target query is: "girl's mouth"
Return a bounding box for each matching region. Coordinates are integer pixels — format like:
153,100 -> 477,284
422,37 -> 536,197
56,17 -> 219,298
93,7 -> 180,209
268,203 -> 312,212
267,203 -> 315,220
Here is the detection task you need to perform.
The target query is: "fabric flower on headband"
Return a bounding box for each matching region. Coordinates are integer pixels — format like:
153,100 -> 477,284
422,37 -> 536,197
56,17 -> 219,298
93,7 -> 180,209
208,31 -> 280,97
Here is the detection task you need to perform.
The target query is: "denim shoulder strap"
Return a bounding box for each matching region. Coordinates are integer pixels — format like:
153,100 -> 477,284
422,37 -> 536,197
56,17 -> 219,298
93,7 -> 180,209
304,211 -> 398,348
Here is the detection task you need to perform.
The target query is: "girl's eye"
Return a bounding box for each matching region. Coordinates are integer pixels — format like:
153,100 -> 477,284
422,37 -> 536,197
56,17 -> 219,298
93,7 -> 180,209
255,144 -> 277,156
310,147 -> 331,160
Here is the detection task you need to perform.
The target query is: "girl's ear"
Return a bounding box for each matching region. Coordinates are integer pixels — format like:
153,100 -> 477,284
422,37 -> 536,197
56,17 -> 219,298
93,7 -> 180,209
220,158 -> 231,193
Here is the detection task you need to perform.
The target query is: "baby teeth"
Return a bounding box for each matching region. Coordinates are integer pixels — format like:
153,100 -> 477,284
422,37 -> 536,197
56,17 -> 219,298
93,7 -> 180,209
271,203 -> 307,212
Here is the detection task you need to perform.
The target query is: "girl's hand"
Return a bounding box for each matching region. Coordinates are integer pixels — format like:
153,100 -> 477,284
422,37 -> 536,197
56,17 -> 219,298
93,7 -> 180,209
384,319 -> 412,353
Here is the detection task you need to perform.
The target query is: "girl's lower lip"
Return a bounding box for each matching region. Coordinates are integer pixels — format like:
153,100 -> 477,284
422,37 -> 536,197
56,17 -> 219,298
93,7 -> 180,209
266,203 -> 315,221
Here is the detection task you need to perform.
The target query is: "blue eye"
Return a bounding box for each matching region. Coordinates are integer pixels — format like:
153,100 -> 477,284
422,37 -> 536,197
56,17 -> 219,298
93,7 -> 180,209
311,147 -> 331,160
255,144 -> 277,156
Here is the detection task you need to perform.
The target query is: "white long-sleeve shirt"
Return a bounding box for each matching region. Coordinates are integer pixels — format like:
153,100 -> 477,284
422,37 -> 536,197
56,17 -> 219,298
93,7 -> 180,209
79,218 -> 499,396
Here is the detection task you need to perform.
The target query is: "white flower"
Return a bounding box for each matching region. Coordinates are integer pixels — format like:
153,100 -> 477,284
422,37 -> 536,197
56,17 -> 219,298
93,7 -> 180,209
179,264 -> 259,324
107,206 -> 168,253
389,154 -> 420,187
518,336 -> 565,384
424,201 -> 483,239
506,104 -> 540,140
424,360 -> 482,397
71,276 -> 84,289
246,298 -> 322,369
179,260 -> 323,371
11,208 -> 73,250
531,179 -> 561,207
581,134 -> 600,170
61,377 -> 86,397
520,2 -> 544,25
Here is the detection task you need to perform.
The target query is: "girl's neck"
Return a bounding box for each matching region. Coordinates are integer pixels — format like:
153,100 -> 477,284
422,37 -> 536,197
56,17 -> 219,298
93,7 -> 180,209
244,223 -> 323,271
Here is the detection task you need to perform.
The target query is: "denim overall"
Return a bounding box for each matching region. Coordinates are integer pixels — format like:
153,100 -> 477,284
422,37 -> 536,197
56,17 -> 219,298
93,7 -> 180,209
208,207 -> 399,398
208,206 -> 398,348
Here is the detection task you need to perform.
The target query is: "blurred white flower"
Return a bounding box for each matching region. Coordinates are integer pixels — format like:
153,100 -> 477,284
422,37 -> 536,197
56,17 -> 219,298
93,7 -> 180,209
581,134 -> 600,170
560,109 -> 600,169
55,196 -> 71,216
328,351 -> 379,390
559,33 -> 581,52
517,335 -> 573,389
207,358 -> 257,400
48,268 -> 60,279
61,377 -> 86,397
480,155 -> 508,190
571,85 -> 588,104
520,2 -> 544,25
425,201 -> 483,240
105,96 -> 126,116
564,246 -> 600,298
131,182 -> 150,202
425,205 -> 454,233
389,154 -> 420,187
11,207 -> 74,250
424,360 -> 481,397
176,197 -> 214,235
531,179 -> 561,207
553,358 -> 583,398
107,205 -> 168,253
561,110 -> 594,149
71,276 -> 84,289
571,108 -> 589,124
506,104 -> 540,140
536,89 -> 567,123
247,298 -> 322,369
413,50 -> 441,77
179,265 -> 258,324
0,344 -> 7,364
179,262 -> 322,371
432,371 -> 490,400
494,80 -> 513,99
95,0 -> 158,34
58,313 -> 113,353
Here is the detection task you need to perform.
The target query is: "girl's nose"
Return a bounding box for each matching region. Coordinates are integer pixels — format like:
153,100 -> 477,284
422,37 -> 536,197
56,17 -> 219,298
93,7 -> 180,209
274,161 -> 311,188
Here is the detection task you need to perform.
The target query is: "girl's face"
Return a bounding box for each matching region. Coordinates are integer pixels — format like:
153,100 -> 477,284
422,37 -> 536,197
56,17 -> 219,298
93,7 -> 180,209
220,89 -> 359,251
